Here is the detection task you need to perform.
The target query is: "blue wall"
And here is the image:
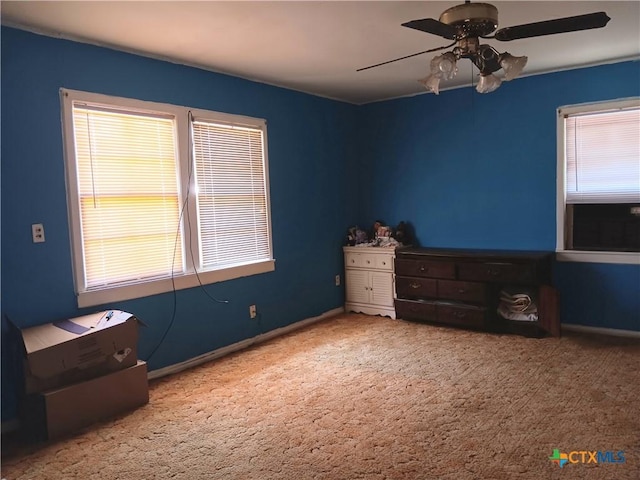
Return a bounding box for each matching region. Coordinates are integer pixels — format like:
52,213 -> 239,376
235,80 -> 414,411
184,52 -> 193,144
1,27 -> 358,421
554,262 -> 639,331
2,27 -> 639,423
357,60 -> 640,333
357,62 -> 640,249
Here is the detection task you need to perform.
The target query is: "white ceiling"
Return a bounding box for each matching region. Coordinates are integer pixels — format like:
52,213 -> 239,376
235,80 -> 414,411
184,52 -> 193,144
2,1 -> 639,104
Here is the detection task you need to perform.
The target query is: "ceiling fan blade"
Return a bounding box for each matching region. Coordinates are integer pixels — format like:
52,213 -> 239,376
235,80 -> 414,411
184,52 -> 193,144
494,12 -> 611,41
402,18 -> 457,40
357,42 -> 455,72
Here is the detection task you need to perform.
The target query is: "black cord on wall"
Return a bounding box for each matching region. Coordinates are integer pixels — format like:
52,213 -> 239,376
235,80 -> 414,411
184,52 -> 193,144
145,111 -> 229,363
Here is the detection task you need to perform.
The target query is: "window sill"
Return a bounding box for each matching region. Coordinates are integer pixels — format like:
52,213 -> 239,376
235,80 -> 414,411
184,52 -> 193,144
556,250 -> 640,265
76,260 -> 276,308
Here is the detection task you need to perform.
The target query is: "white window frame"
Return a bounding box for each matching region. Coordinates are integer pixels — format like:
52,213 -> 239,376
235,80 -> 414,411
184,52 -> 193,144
61,89 -> 275,307
556,97 -> 640,265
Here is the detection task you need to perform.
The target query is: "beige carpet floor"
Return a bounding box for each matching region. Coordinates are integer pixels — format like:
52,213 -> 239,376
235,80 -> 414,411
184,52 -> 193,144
2,313 -> 639,479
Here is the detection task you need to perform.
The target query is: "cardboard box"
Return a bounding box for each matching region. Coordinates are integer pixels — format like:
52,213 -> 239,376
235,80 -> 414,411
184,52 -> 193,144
18,310 -> 141,394
22,360 -> 149,440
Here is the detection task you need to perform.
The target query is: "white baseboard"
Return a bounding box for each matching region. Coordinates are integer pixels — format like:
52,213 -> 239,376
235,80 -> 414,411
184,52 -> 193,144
562,323 -> 640,338
147,307 -> 345,381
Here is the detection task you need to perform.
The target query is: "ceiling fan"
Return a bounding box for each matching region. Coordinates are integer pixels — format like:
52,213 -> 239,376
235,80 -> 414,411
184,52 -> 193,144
358,1 -> 611,94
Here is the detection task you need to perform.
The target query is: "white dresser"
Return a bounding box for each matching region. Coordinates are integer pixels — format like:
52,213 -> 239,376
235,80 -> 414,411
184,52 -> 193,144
343,246 -> 397,318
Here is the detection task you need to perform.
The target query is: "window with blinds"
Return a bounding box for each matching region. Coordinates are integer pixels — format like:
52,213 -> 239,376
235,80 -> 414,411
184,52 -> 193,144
72,106 -> 183,288
558,98 -> 640,256
192,120 -> 271,270
565,108 -> 640,204
61,89 -> 274,307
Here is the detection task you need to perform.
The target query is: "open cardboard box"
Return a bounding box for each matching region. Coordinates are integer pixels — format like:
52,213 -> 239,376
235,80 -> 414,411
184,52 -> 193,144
16,310 -> 142,394
22,360 -> 149,440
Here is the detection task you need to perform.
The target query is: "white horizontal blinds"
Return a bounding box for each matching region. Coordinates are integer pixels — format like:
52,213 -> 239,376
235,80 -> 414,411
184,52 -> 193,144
72,105 -> 183,289
565,108 -> 640,204
192,120 -> 270,269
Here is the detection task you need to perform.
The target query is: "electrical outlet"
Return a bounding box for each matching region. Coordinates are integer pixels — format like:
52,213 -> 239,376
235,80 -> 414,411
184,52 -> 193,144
335,274 -> 341,286
32,223 -> 45,243
249,304 -> 257,319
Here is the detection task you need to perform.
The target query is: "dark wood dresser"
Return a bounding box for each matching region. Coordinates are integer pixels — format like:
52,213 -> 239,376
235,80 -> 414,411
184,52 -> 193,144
394,248 -> 559,337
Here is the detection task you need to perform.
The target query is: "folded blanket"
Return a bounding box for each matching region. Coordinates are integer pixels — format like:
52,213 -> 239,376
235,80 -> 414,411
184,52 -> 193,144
498,288 -> 538,321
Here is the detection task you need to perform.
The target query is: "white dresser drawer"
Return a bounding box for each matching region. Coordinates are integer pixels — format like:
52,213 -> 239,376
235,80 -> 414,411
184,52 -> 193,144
344,252 -> 365,268
344,250 -> 394,271
374,254 -> 393,271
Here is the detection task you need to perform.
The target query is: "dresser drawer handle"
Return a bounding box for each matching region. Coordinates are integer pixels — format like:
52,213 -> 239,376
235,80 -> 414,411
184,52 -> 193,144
458,289 -> 467,294
366,260 -> 371,264
487,268 -> 501,277
410,282 -> 421,289
382,261 -> 386,266
419,265 -> 428,272
453,311 -> 467,319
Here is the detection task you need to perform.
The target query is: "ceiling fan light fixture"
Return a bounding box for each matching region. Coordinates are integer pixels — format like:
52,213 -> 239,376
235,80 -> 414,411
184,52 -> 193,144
476,73 -> 502,94
419,73 -> 442,95
431,52 -> 459,80
364,3 -> 612,98
500,53 -> 528,81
